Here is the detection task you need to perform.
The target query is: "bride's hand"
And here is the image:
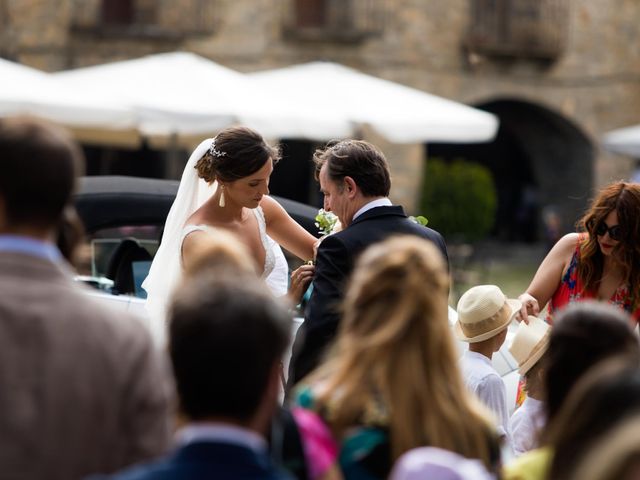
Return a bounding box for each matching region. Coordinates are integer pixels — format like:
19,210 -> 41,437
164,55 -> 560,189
288,264 -> 315,307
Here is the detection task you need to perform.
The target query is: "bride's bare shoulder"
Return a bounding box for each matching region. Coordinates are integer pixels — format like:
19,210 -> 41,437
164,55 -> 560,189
259,195 -> 287,220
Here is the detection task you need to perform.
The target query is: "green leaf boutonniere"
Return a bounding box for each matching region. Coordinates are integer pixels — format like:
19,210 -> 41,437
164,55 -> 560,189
409,215 -> 429,226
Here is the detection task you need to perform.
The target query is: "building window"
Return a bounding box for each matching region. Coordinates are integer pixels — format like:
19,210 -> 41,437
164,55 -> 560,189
465,0 -> 568,60
294,0 -> 327,28
101,0 -> 134,26
285,0 -> 385,42
70,0 -> 216,39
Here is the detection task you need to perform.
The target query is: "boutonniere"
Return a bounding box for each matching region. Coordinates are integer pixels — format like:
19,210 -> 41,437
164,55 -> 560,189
315,209 -> 341,236
409,215 -> 429,226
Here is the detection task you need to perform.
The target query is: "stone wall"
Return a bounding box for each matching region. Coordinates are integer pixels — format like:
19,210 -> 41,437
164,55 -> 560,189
3,0 -> 640,215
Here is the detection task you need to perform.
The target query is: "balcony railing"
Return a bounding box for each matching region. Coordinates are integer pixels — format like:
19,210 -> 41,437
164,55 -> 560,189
70,0 -> 217,39
284,0 -> 386,42
465,0 -> 568,60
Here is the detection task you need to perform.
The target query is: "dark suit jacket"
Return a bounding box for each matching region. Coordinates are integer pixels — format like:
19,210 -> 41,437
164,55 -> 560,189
0,252 -> 172,480
92,441 -> 294,480
289,205 -> 448,385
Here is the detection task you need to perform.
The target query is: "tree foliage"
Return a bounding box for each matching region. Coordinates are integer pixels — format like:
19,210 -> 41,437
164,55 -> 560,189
420,158 -> 497,242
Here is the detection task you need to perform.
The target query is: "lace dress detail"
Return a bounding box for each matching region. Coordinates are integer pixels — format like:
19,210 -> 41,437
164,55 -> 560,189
179,207 -> 288,297
180,207 -> 276,278
253,206 -> 277,278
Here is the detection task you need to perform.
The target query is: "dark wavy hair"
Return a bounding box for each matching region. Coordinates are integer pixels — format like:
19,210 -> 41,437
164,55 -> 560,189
194,126 -> 280,183
577,181 -> 640,307
313,139 -> 391,197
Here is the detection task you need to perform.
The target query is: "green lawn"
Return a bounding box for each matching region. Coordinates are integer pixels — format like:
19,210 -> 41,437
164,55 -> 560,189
448,242 -> 544,306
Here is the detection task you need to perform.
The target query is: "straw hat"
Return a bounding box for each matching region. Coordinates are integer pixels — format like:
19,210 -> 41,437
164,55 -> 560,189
454,285 -> 521,343
509,315 -> 551,375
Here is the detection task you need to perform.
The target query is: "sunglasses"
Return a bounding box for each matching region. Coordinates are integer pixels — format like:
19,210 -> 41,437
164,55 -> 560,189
594,222 -> 623,241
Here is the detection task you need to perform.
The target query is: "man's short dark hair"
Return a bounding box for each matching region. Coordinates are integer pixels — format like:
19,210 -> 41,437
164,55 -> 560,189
313,140 -> 391,197
0,117 -> 83,229
168,273 -> 291,421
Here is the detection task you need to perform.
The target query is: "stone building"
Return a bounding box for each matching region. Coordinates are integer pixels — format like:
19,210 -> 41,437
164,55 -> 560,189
1,0 -> 639,239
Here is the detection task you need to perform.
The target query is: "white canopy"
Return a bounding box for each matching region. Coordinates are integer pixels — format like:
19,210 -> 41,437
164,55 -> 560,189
53,52 -> 348,141
0,58 -> 134,129
250,61 -> 499,143
602,124 -> 640,158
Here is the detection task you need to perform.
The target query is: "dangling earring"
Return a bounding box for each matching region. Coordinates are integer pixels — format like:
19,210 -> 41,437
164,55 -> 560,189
219,184 -> 226,208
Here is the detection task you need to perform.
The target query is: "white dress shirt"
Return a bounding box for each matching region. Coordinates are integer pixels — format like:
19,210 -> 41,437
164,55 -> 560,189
176,423 -> 268,454
352,197 -> 393,221
459,350 -> 512,446
509,396 -> 546,457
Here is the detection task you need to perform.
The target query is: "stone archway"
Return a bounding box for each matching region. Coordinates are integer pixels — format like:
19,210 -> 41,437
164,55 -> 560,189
428,98 -> 593,242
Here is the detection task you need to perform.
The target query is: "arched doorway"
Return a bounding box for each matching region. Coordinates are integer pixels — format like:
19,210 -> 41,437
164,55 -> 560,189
428,98 -> 593,243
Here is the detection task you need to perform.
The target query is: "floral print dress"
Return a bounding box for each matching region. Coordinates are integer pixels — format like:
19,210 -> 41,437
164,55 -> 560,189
547,234 -> 640,323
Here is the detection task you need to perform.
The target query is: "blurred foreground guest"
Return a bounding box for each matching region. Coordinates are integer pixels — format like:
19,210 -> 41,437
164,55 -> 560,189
545,358 -> 640,480
95,274 -> 294,480
180,230 -> 310,479
390,447 -> 496,480
181,228 -> 257,278
294,236 -> 499,479
566,416 -> 640,480
507,316 -> 550,456
455,285 -> 520,449
503,302 -> 640,480
0,117 -> 172,480
56,204 -> 88,270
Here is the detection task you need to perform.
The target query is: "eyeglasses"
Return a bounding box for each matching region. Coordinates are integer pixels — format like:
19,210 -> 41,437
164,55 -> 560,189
595,222 -> 623,241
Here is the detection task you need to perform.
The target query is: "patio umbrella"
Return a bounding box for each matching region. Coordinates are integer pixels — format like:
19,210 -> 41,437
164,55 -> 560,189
0,58 -> 134,129
249,61 -> 499,143
54,52 -> 348,141
602,124 -> 640,158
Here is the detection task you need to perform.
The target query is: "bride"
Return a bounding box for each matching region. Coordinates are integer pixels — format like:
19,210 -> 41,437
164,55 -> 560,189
143,126 -> 317,346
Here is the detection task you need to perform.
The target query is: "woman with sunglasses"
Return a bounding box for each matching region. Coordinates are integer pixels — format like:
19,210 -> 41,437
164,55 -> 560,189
517,181 -> 640,324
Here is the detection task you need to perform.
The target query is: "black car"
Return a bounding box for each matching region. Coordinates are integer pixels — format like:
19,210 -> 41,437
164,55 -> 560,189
73,175 -> 319,300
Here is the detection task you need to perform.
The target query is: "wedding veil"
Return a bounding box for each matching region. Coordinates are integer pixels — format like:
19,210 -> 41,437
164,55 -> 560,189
142,138 -> 216,346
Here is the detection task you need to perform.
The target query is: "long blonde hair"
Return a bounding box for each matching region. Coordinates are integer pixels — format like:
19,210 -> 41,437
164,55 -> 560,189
309,235 -> 495,468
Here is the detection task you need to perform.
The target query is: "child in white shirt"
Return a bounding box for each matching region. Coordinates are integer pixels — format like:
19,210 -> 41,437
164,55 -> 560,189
455,285 -> 520,448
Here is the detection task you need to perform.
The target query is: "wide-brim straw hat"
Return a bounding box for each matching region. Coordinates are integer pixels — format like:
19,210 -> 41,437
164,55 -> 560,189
454,285 -> 521,343
509,315 -> 551,375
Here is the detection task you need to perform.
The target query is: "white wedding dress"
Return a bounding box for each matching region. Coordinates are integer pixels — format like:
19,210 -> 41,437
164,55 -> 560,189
142,138 -> 288,347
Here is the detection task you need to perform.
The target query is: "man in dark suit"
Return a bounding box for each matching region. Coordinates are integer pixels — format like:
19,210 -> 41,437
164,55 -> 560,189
0,117 -> 172,480
289,139 -> 448,385
98,273 -> 294,480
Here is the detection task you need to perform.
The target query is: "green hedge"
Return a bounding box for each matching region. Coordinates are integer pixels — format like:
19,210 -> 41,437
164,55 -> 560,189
420,158 -> 497,242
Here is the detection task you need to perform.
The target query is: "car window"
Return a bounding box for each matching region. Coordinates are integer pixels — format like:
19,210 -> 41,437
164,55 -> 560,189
87,225 -> 162,298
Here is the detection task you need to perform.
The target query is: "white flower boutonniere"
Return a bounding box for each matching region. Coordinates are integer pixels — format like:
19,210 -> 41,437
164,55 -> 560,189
315,209 -> 341,236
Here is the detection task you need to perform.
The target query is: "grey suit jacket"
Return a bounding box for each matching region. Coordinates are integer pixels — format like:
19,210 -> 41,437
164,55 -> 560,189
0,252 -> 173,480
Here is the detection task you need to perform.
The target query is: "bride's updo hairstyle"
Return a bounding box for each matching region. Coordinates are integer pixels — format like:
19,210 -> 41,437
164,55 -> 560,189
195,126 -> 280,183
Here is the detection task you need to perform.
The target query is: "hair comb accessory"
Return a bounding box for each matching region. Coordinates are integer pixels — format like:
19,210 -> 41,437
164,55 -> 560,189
208,138 -> 227,158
